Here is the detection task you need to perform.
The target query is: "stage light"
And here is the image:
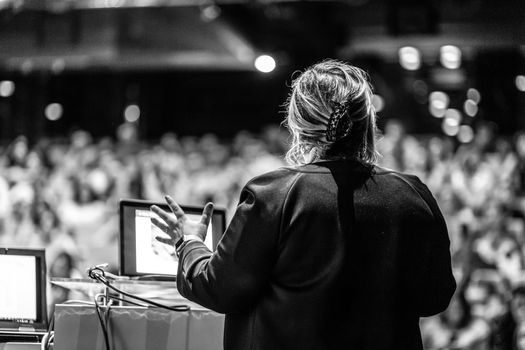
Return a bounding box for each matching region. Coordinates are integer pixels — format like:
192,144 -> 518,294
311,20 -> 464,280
458,125 -> 474,143
516,75 -> 525,92
442,118 -> 459,136
444,108 -> 462,125
371,94 -> 385,112
463,99 -> 478,117
398,46 -> 421,71
0,80 -> 15,97
429,91 -> 449,110
467,88 -> 481,104
45,103 -> 63,121
254,55 -> 276,73
124,104 -> 140,123
440,45 -> 461,69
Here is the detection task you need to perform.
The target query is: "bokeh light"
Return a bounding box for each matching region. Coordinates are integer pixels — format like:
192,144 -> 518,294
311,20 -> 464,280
429,104 -> 446,118
445,108 -> 462,125
467,88 -> 481,104
398,46 -> 421,71
463,99 -> 478,117
440,45 -> 462,69
45,103 -> 63,121
516,75 -> 525,92
442,118 -> 460,136
429,91 -> 449,110
254,55 -> 276,73
0,80 -> 15,97
457,125 -> 474,143
124,104 -> 141,123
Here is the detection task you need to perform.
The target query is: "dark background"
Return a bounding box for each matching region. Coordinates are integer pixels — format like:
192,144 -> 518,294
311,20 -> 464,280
0,0 -> 524,140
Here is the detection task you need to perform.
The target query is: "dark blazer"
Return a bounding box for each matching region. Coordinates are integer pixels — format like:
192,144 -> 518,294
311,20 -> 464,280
176,159 -> 456,350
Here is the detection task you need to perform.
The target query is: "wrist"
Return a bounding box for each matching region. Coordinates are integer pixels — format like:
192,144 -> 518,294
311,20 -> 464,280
175,235 -> 204,256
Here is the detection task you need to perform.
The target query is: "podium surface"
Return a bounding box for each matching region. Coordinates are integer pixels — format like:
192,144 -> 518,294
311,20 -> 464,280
54,304 -> 224,350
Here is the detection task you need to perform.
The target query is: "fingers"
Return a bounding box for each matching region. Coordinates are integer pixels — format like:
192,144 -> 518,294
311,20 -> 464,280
200,202 -> 214,226
151,205 -> 178,230
155,236 -> 175,246
150,216 -> 173,237
165,195 -> 186,218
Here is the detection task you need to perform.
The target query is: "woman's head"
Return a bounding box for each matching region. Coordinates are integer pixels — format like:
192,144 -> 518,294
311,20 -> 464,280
284,59 -> 379,165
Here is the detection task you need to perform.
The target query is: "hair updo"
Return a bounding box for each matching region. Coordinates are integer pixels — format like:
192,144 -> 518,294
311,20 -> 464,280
284,59 -> 379,165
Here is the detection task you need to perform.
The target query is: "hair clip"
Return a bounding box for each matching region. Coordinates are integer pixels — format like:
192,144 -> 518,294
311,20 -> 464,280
326,101 -> 352,142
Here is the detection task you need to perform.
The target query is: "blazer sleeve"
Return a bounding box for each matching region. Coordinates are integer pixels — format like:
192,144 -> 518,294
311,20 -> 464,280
408,175 -> 457,316
176,170 -> 296,313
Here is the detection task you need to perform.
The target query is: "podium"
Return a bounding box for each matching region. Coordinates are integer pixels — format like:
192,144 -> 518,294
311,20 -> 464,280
52,279 -> 224,350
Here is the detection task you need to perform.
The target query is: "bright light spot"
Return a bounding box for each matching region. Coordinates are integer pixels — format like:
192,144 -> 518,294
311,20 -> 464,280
467,88 -> 481,104
254,55 -> 276,73
398,46 -> 421,71
429,91 -> 449,110
440,45 -> 462,69
442,118 -> 460,136
21,60 -> 33,74
458,125 -> 474,143
201,5 -> 221,21
445,108 -> 462,125
516,75 -> 525,92
124,104 -> 140,123
464,99 -> 478,117
0,80 -> 15,97
45,103 -> 63,121
371,94 -> 385,112
51,59 -> 66,74
429,104 -> 446,118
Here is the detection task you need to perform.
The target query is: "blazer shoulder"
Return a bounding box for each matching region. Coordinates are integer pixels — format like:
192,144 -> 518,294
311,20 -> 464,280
243,167 -> 303,201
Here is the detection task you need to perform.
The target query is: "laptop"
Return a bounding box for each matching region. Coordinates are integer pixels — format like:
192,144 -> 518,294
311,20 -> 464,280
0,248 -> 48,340
119,199 -> 226,279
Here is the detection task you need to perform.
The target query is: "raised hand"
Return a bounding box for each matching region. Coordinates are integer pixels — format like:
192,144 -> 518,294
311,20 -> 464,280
150,195 -> 214,247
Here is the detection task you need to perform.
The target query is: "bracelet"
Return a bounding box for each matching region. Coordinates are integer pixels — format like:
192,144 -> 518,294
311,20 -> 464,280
175,236 -> 185,250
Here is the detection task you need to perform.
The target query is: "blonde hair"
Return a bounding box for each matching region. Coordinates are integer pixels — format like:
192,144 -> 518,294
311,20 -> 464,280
284,59 -> 379,165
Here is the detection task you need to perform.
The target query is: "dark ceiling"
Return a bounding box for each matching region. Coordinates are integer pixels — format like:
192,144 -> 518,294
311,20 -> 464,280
0,0 -> 524,140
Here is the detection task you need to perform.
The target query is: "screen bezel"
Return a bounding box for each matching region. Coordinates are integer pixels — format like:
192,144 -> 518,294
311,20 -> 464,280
0,247 -> 47,331
119,198 -> 226,277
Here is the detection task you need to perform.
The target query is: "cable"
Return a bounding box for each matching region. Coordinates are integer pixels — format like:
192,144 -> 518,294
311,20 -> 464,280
94,294 -> 111,350
88,266 -> 190,312
107,295 -> 148,308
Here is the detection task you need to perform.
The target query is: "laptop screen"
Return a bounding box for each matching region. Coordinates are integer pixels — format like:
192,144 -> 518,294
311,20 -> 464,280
119,199 -> 226,277
0,248 -> 47,331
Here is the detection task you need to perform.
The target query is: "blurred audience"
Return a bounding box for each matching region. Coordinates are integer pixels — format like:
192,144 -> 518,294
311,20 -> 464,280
2,119 -> 525,349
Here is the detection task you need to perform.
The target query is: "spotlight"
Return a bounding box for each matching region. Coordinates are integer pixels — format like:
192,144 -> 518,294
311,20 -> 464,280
0,80 -> 15,97
398,46 -> 421,71
254,55 -> 276,73
516,75 -> 525,92
440,45 -> 462,69
371,94 -> 385,112
124,104 -> 140,123
45,103 -> 63,121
